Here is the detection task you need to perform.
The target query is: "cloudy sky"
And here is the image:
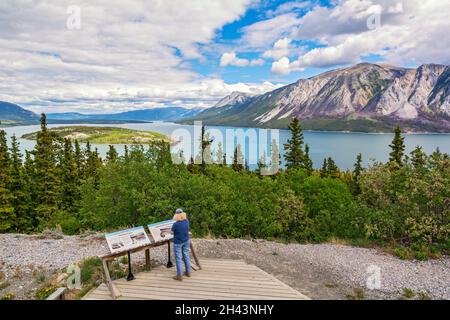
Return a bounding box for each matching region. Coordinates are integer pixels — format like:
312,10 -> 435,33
0,0 -> 449,113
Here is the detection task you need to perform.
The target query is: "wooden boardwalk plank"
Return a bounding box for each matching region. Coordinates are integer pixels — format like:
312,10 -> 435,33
83,258 -> 309,300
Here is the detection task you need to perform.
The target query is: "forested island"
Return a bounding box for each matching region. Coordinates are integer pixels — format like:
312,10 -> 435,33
21,126 -> 170,144
0,114 -> 449,262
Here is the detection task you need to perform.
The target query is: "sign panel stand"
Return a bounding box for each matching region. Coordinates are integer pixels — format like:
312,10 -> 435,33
126,251 -> 135,281
166,241 -> 173,268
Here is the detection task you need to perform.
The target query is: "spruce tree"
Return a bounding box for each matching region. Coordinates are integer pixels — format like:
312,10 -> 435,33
215,141 -> 224,165
197,125 -> 213,173
124,145 -> 129,161
304,144 -> 313,175
232,144 -> 244,172
106,145 -> 118,163
73,140 -> 85,180
0,130 -> 14,232
257,151 -> 268,174
9,135 -> 32,231
23,150 -> 37,229
389,126 -> 405,166
320,158 -> 328,178
410,146 -> 427,172
33,114 -> 60,226
284,118 -> 305,169
61,139 -> 79,212
326,157 -> 340,178
353,153 -> 363,179
270,139 -> 280,174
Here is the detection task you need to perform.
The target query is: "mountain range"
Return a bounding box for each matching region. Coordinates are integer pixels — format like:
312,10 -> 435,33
2,62 -> 449,132
189,63 -> 450,132
0,103 -> 201,125
0,101 -> 39,125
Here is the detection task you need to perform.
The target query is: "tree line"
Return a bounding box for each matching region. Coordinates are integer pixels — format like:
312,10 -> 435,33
0,115 -> 448,259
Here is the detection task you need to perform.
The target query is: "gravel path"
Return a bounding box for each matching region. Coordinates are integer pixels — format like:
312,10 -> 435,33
0,234 -> 448,300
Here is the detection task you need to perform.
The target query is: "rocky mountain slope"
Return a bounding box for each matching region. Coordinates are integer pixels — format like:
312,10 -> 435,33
191,63 -> 450,132
0,101 -> 39,125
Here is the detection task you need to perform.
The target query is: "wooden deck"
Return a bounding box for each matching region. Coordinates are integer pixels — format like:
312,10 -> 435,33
84,258 -> 309,300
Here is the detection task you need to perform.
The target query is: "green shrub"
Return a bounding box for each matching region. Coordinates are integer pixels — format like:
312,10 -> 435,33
35,286 -> 57,300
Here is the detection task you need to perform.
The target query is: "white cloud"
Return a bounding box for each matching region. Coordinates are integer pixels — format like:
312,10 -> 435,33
220,52 -> 264,67
220,52 -> 249,67
271,57 -> 304,75
250,58 -> 265,66
294,0 -> 450,67
0,0 -> 259,112
241,13 -> 301,49
263,37 -> 291,60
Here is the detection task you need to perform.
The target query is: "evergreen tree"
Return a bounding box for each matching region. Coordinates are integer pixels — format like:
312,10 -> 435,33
326,157 -> 340,178
23,150 -> 37,229
353,153 -> 363,179
222,153 -> 227,166
196,125 -> 213,173
232,144 -> 244,172
304,144 -> 313,175
73,140 -> 85,179
84,141 -> 102,181
9,135 -> 32,231
106,145 -> 118,163
61,139 -> 79,212
124,145 -> 129,161
389,126 -> 405,166
284,118 -> 305,169
33,114 -> 60,226
269,139 -> 280,175
215,141 -> 224,165
351,153 -> 364,195
320,158 -> 328,178
0,130 -> 14,232
410,146 -> 427,172
257,151 -> 268,174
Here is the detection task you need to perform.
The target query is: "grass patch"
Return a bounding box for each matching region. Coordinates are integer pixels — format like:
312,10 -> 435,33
0,292 -> 15,300
400,288 -> 432,300
0,282 -> 11,291
35,286 -> 57,300
80,257 -> 103,283
34,271 -> 47,283
401,288 -> 416,299
346,288 -> 365,300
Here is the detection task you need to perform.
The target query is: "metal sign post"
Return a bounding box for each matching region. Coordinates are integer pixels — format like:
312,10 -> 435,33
126,251 -> 135,281
166,241 -> 173,268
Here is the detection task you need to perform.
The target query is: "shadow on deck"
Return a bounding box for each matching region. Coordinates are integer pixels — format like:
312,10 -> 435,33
83,258 -> 309,300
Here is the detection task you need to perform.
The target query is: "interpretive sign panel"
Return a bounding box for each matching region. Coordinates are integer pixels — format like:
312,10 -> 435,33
105,226 -> 150,254
147,220 -> 175,243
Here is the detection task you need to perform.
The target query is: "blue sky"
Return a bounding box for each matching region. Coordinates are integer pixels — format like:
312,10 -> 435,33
0,0 -> 448,113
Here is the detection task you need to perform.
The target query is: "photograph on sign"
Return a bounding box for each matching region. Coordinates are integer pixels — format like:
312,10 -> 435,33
147,220 -> 175,243
105,226 -> 150,254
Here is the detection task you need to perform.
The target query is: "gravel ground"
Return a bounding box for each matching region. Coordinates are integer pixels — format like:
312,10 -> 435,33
0,233 -> 448,300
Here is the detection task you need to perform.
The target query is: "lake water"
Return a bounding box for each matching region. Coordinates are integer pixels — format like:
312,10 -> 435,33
2,122 -> 450,170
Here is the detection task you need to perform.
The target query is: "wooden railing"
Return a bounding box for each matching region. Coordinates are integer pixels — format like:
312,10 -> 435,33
99,236 -> 201,299
46,287 -> 66,300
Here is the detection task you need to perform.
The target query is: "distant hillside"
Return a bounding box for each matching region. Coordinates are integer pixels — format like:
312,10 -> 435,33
47,107 -> 201,122
0,101 -> 39,125
189,63 -> 450,132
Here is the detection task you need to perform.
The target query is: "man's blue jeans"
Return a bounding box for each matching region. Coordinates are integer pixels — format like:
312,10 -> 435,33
173,240 -> 191,276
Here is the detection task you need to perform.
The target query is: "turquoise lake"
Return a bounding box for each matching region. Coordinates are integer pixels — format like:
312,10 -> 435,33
2,122 -> 450,170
